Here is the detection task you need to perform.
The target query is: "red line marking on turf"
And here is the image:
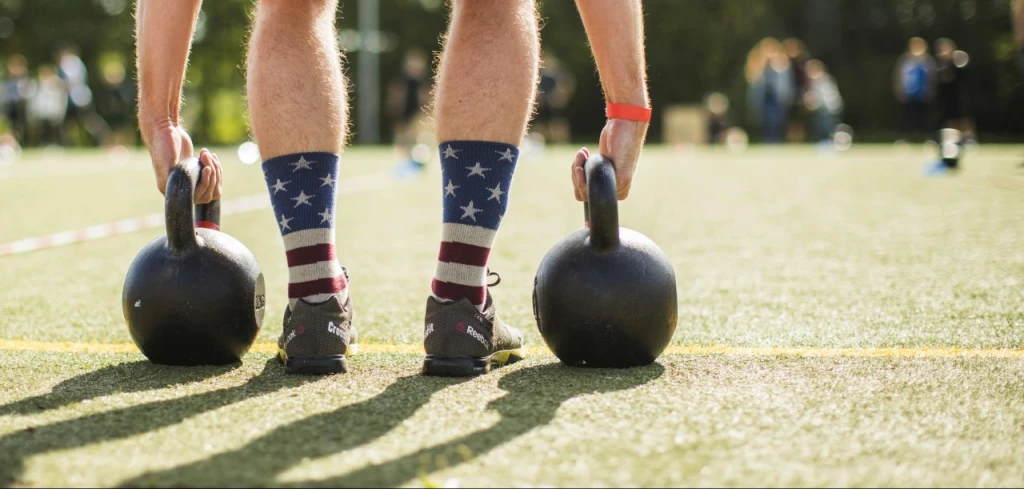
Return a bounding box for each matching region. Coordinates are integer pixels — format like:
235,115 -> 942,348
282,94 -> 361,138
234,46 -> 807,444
0,172 -> 391,258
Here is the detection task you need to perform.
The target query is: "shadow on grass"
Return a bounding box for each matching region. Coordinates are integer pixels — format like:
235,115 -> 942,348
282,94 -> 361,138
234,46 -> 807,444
124,362 -> 664,487
0,361 -> 234,416
294,362 -> 666,487
0,359 -> 320,486
119,374 -> 469,487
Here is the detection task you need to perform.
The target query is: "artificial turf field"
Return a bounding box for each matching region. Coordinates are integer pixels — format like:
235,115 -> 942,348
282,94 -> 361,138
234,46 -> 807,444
0,144 -> 1023,487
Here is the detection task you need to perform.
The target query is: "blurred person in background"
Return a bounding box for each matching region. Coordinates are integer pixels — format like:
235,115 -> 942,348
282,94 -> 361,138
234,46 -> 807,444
533,52 -> 576,145
386,48 -> 432,171
893,37 -> 935,143
26,65 -> 68,146
803,59 -> 843,144
1013,0 -> 1024,167
705,92 -> 731,145
783,38 -> 810,142
96,57 -> 137,149
56,46 -> 108,145
1015,0 -> 1023,76
747,37 -> 794,144
0,131 -> 18,162
56,46 -> 91,143
933,38 -> 973,143
3,55 -> 29,144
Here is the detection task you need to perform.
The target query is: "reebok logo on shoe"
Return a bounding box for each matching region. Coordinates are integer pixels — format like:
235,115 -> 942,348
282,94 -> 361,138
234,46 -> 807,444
466,325 -> 487,346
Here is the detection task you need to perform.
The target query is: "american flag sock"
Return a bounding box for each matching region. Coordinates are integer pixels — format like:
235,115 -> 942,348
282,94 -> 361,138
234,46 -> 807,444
432,141 -> 519,310
262,152 -> 348,308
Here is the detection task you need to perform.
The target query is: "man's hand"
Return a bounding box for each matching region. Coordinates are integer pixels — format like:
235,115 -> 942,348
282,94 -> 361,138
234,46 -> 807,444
136,0 -> 211,201
143,121 -> 222,204
573,0 -> 647,201
571,118 -> 648,201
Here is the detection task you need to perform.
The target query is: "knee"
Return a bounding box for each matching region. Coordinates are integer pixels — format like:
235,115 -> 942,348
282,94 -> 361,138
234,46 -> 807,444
451,0 -> 535,24
258,0 -> 337,16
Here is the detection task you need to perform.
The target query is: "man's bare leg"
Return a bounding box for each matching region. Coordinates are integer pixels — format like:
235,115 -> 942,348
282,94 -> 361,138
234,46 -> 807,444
248,0 -> 353,375
434,0 -> 538,144
248,0 -> 346,158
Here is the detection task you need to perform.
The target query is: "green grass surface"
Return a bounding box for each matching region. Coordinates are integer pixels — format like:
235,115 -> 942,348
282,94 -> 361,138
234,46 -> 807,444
1,145 -> 1023,487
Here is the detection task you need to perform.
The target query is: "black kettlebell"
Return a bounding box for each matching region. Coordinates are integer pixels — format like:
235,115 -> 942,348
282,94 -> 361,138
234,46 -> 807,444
533,154 -> 677,368
122,158 -> 265,366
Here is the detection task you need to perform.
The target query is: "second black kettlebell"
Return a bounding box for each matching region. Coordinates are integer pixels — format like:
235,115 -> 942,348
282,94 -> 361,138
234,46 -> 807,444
533,154 -> 677,368
122,158 -> 265,366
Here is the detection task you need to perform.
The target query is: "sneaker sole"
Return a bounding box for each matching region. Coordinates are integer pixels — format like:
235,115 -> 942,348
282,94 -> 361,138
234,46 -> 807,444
421,349 -> 524,377
278,349 -> 349,375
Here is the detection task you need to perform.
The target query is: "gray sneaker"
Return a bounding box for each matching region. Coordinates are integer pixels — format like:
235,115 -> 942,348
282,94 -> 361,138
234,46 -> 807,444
277,294 -> 357,375
422,292 -> 525,377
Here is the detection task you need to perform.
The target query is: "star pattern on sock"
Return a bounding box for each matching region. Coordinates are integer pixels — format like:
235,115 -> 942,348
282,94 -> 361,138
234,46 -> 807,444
318,207 -> 332,224
460,200 -> 482,222
278,214 -> 293,231
443,145 -> 461,160
292,190 -> 314,207
495,149 -> 515,162
271,179 -> 290,194
445,180 -> 460,197
290,156 -> 313,172
486,182 -> 505,203
320,174 -> 335,187
466,162 -> 490,178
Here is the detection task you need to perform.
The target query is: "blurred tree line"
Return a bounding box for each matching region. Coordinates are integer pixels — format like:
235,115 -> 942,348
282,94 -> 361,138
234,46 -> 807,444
1,0 -> 1020,145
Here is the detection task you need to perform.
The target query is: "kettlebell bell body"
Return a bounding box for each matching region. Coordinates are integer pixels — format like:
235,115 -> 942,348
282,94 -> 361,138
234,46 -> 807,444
123,159 -> 265,366
533,155 -> 677,368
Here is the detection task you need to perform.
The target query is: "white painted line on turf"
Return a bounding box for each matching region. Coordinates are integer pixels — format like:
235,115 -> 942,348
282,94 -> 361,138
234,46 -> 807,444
2,339 -> 1023,359
0,172 -> 393,257
0,162 -> 145,181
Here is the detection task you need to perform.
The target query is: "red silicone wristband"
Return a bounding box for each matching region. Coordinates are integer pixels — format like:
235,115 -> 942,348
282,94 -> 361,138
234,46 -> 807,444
606,103 -> 652,123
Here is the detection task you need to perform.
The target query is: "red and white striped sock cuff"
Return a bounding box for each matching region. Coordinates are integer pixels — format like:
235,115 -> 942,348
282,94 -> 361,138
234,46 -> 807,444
431,279 -> 486,306
283,229 -> 347,302
431,239 -> 491,306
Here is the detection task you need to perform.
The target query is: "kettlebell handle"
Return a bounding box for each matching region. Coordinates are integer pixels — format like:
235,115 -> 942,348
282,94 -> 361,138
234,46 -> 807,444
165,157 -> 221,253
583,154 -> 620,251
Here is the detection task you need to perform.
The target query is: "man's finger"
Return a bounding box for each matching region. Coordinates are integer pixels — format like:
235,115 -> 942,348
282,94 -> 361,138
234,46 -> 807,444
574,165 -> 586,201
196,166 -> 215,204
212,152 -> 223,200
203,150 -> 222,201
196,150 -> 218,204
617,180 -> 632,200
193,151 -> 207,203
571,147 -> 589,201
193,166 -> 207,204
209,161 -> 221,202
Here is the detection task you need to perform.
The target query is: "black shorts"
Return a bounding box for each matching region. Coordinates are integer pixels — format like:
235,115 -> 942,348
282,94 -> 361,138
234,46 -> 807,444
937,95 -> 964,121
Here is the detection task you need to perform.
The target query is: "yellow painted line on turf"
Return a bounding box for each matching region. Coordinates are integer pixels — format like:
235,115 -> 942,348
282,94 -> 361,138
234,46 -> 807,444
2,339 -> 1024,359
664,345 -> 1024,359
0,339 -> 141,354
